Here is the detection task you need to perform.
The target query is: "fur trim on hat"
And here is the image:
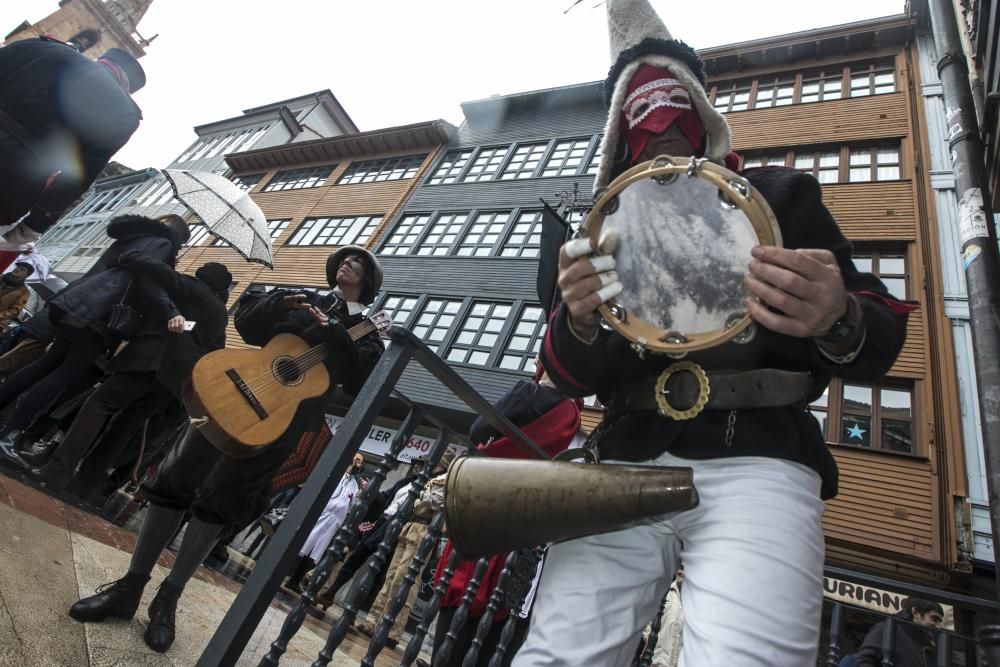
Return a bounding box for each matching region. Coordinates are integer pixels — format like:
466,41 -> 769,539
595,53 -> 732,192
605,37 -> 707,103
596,0 -> 732,193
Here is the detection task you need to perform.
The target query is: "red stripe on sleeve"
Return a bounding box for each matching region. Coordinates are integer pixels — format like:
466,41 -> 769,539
854,290 -> 920,315
542,310 -> 589,392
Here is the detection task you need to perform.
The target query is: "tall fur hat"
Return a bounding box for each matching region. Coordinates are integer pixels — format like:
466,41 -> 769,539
595,0 -> 732,192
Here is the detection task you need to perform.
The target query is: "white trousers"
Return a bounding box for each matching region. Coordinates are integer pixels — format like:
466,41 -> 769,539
513,452 -> 826,667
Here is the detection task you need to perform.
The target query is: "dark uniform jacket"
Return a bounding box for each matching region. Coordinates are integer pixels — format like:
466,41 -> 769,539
110,252 -> 229,398
48,216 -> 181,338
233,287 -> 384,397
856,612 -> 936,667
540,168 -> 911,499
0,38 -> 142,232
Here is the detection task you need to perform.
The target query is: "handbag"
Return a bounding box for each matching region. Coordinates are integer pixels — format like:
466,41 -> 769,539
106,279 -> 143,339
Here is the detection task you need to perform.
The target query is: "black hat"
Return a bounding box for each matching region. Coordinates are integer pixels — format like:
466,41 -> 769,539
195,262 -> 233,294
13,262 -> 34,277
327,246 -> 383,305
98,48 -> 146,93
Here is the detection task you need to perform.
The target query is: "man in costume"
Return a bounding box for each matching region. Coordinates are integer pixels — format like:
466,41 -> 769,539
67,245 -> 384,653
517,1 -> 913,664
284,452 -> 365,593
0,38 -> 145,243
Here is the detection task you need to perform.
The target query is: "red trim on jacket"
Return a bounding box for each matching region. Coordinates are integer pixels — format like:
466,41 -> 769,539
854,290 -> 919,315
542,309 -> 589,392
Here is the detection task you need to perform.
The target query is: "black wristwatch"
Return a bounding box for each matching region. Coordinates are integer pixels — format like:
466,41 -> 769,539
819,295 -> 861,345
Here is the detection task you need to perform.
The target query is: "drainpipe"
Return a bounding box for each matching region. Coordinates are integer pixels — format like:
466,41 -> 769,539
928,0 -> 1000,591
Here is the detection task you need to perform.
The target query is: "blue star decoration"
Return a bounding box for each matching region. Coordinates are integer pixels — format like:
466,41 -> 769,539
846,423 -> 867,441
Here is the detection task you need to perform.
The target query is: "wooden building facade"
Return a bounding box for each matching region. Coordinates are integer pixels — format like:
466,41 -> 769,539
699,12 -> 976,589
174,120 -> 455,354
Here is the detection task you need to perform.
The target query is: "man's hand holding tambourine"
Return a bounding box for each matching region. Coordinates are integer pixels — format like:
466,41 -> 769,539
558,238 -> 622,343
744,246 -> 850,339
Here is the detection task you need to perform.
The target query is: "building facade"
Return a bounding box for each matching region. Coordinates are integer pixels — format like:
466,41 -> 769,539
175,121 -> 455,462
3,0 -> 154,58
40,90 -> 356,279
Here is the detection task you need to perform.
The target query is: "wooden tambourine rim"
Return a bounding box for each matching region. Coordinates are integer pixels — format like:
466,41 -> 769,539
582,156 -> 783,355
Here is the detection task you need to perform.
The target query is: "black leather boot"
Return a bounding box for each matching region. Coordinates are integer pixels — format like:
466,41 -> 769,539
144,579 -> 182,653
285,556 -> 315,594
69,572 -> 150,622
20,440 -> 59,467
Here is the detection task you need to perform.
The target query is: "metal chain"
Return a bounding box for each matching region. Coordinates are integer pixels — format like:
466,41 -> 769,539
724,410 -> 738,448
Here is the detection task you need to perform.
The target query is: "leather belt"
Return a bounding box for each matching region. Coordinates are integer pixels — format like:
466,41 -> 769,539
606,362 -> 814,421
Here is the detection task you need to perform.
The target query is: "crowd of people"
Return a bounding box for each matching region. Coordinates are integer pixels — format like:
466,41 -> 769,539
0,0 -> 949,664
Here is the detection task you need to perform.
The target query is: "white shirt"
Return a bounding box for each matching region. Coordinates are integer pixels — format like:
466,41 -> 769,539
384,484 -> 412,518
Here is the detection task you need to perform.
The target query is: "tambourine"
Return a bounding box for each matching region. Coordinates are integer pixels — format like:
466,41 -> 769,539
579,156 -> 783,356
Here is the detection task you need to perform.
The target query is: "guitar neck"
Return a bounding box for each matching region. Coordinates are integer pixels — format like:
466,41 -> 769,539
304,319 -> 377,367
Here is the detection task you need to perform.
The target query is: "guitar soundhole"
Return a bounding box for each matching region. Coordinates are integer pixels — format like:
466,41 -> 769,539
273,356 -> 304,386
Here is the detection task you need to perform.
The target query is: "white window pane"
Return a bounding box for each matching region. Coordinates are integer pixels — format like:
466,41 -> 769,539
876,166 -> 899,180
468,351 -> 489,365
850,168 -> 872,182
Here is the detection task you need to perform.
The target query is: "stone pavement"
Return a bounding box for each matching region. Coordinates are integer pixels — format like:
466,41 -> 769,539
0,471 -> 409,666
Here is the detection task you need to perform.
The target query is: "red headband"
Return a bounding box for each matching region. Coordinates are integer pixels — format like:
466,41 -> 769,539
622,64 -> 704,163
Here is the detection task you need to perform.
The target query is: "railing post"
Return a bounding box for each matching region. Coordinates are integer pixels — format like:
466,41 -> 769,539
979,625 -> 1000,667
362,511 -> 446,666
461,552 -> 518,667
826,603 -> 845,667
433,557 -> 491,667
882,617 -> 896,667
258,407 -> 423,666
638,591 -> 669,667
196,341 -> 413,667
401,548 -> 462,667
311,430 -> 452,667
936,629 -> 951,667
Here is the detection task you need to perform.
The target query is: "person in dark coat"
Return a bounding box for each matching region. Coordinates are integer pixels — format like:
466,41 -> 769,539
23,255 -> 232,495
855,598 -> 944,667
0,37 -> 144,243
68,245 -> 384,654
0,214 -> 189,450
515,2 -> 914,666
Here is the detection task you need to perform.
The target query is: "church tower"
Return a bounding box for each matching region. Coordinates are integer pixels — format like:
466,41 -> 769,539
3,0 -> 156,58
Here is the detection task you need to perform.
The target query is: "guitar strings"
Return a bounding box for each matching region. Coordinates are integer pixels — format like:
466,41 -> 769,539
242,321 -> 379,395
240,320 -> 376,387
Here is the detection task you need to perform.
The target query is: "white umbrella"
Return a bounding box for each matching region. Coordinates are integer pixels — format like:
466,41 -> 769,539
162,169 -> 273,268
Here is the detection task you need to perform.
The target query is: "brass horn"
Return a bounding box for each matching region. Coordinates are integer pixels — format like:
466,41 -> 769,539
444,458 -> 697,559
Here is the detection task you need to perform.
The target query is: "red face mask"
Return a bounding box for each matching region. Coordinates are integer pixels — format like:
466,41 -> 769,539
621,64 -> 705,164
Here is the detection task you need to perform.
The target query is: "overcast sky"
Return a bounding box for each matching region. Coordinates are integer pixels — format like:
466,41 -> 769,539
3,0 -> 906,169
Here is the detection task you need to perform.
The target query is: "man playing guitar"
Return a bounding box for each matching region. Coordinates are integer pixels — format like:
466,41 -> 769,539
67,245 -> 385,654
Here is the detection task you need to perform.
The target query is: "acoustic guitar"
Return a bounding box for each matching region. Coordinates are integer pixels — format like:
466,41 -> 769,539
183,311 -> 392,458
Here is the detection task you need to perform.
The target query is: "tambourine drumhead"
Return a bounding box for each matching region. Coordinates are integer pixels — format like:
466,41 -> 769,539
583,156 -> 782,354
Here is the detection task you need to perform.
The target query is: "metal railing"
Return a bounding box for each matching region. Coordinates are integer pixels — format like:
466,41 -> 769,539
197,326 -> 553,666
819,569 -> 1000,667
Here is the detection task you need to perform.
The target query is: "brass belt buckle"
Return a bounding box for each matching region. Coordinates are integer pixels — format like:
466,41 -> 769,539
654,361 -> 710,420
